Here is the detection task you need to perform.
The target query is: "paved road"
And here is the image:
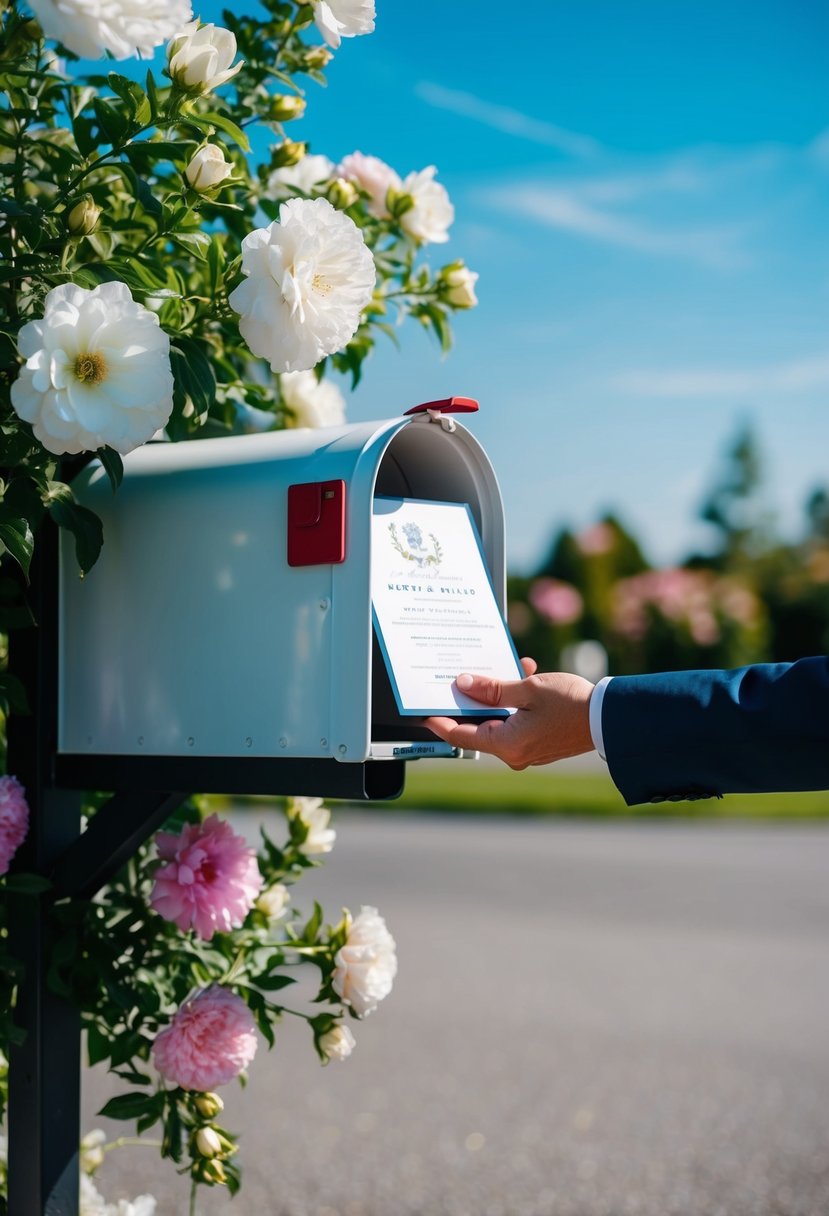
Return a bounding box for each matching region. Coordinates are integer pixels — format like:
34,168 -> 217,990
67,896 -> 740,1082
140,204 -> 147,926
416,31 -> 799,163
84,814 -> 829,1216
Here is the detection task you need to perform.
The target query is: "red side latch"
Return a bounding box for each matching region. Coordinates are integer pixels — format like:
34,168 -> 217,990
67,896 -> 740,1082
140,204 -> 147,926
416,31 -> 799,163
287,480 -> 346,567
404,396 -> 479,416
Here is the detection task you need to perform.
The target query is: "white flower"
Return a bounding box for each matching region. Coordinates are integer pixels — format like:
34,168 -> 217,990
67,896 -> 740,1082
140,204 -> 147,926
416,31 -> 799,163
281,370 -> 346,429
29,0 -> 192,60
11,282 -> 174,456
185,145 -> 233,192
228,197 -> 375,373
167,21 -> 242,94
444,263 -> 479,309
80,1129 -> 106,1175
399,166 -> 454,244
319,1023 -> 356,1061
195,1127 -> 222,1159
267,154 -> 335,198
288,797 -> 336,855
338,151 -> 400,218
255,882 -> 290,919
332,906 -> 397,1017
80,1174 -> 156,1216
314,0 -> 375,49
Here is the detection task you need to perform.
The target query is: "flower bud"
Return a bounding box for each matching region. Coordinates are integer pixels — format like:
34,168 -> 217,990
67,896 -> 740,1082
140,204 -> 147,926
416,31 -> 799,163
185,144 -> 233,193
387,188 -> 414,220
201,1158 -> 227,1185
326,177 -> 359,210
304,45 -> 333,70
267,94 -> 306,123
318,1023 -> 356,1062
194,1092 -> 224,1119
442,262 -> 479,309
195,1127 -> 223,1159
270,140 -> 307,169
255,883 -> 290,919
67,195 -> 102,236
79,1129 -> 106,1174
167,21 -> 243,96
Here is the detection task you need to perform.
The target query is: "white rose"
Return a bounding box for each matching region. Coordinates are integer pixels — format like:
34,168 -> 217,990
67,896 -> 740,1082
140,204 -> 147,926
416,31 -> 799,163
80,1173 -> 157,1216
332,906 -> 397,1017
228,197 -> 375,373
185,145 -> 233,193
314,0 -> 375,49
399,166 -> 454,245
281,370 -> 346,429
255,883 -> 290,919
319,1023 -> 356,1062
288,797 -> 336,855
167,21 -> 242,94
266,153 -> 335,198
29,0 -> 192,59
338,151 -> 401,218
11,282 -> 174,456
444,263 -> 479,309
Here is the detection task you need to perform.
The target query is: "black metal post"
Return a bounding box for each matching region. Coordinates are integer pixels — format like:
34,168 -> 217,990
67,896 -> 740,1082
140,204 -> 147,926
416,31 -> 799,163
7,520 -> 82,1216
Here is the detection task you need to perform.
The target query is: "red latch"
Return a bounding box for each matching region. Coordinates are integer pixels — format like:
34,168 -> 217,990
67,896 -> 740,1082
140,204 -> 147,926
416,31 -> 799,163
287,480 -> 346,566
404,396 -> 479,416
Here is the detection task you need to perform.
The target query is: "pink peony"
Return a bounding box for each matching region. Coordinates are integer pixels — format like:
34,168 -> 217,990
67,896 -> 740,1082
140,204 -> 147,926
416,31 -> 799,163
150,814 -> 262,940
152,985 -> 258,1090
0,774 -> 29,875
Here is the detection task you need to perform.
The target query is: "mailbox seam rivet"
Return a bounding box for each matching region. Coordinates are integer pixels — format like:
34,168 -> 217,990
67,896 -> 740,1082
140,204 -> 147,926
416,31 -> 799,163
137,736 -> 144,747
245,737 -> 253,748
187,736 -> 194,747
337,744 -> 347,755
279,737 -> 288,749
319,597 -> 330,611
320,737 -> 327,748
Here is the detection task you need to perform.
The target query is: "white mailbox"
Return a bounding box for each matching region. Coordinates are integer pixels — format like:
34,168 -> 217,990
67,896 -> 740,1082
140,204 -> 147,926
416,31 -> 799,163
58,402 -> 507,799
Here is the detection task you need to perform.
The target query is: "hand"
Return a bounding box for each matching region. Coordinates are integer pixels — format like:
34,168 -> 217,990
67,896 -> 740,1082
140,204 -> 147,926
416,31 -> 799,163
425,658 -> 596,770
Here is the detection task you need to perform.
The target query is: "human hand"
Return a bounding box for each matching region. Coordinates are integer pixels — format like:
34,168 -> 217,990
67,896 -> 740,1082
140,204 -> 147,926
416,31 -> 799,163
425,659 -> 595,769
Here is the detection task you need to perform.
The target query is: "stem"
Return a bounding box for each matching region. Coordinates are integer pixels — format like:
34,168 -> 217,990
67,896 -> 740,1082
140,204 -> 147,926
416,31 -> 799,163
273,9 -> 303,68
54,123 -> 153,208
189,1177 -> 198,1216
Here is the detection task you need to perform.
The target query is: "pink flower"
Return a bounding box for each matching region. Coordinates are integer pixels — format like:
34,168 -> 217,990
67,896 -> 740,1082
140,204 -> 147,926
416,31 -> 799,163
576,522 -> 615,556
529,578 -> 584,626
338,150 -> 400,217
0,775 -> 29,875
150,814 -> 262,940
152,986 -> 258,1090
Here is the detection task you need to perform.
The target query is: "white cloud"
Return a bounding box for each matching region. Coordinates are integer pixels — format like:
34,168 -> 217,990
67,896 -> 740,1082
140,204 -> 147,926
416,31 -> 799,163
415,81 -> 603,160
613,354 -> 829,398
486,182 -> 748,267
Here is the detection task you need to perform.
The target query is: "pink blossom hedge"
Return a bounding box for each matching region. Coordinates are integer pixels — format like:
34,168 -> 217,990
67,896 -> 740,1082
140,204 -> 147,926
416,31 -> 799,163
0,774 -> 29,875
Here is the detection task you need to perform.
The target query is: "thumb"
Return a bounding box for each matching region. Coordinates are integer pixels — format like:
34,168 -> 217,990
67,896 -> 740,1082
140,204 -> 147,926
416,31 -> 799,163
455,672 -> 530,708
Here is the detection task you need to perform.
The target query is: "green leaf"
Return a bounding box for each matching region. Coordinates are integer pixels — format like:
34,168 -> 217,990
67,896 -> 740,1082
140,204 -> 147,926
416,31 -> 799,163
0,673 -> 30,714
97,446 -> 123,492
97,1092 -> 157,1121
170,337 -> 216,421
303,900 -> 323,944
93,97 -> 129,145
196,109 -> 250,151
86,1022 -> 110,1067
0,516 -> 34,577
48,497 -> 103,576
107,73 -> 151,125
253,974 -> 297,992
207,234 -> 225,295
171,231 -> 211,259
145,70 -> 160,122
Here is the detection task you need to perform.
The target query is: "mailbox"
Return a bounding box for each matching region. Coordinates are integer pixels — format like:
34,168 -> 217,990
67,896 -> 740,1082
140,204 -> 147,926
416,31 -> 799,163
57,401 -> 507,800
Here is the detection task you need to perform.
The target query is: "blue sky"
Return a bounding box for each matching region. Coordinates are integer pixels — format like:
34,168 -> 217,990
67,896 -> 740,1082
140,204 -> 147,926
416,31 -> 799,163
197,3 -> 829,568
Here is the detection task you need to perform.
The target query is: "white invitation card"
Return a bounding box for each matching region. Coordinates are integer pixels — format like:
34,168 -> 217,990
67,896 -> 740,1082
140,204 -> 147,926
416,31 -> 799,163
371,497 -> 523,716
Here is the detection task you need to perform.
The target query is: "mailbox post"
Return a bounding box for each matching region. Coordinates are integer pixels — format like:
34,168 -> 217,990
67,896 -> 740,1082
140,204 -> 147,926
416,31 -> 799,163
5,398 -> 507,1214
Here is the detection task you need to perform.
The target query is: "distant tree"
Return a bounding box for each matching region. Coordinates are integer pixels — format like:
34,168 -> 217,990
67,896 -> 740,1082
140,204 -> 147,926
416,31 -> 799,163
698,424 -> 772,566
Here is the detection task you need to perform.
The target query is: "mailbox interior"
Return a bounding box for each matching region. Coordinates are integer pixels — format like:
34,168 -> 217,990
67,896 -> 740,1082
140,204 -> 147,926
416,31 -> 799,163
368,420 -> 506,746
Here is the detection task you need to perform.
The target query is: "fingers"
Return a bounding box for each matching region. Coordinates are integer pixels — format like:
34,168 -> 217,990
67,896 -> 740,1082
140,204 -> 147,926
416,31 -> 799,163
520,656 -> 537,677
424,715 -> 509,754
454,671 -> 533,708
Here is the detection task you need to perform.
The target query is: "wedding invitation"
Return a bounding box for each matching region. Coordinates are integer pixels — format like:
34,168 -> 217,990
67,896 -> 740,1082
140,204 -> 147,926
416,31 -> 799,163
371,497 -> 523,716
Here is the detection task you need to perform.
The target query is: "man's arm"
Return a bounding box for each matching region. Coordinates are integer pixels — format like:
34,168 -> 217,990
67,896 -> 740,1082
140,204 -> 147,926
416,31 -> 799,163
426,656 -> 829,804
602,656 -> 829,804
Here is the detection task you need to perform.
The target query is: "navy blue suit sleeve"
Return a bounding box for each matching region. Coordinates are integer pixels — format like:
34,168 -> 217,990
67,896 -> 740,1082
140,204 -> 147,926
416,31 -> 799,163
602,656 -> 829,805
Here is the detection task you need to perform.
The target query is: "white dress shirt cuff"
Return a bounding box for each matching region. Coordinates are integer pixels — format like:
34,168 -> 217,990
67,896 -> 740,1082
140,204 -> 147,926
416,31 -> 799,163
588,675 -> 613,762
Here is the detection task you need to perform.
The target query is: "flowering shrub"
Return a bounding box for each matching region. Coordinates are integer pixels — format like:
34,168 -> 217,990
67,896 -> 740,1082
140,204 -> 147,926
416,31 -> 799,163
0,0 -> 475,1206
